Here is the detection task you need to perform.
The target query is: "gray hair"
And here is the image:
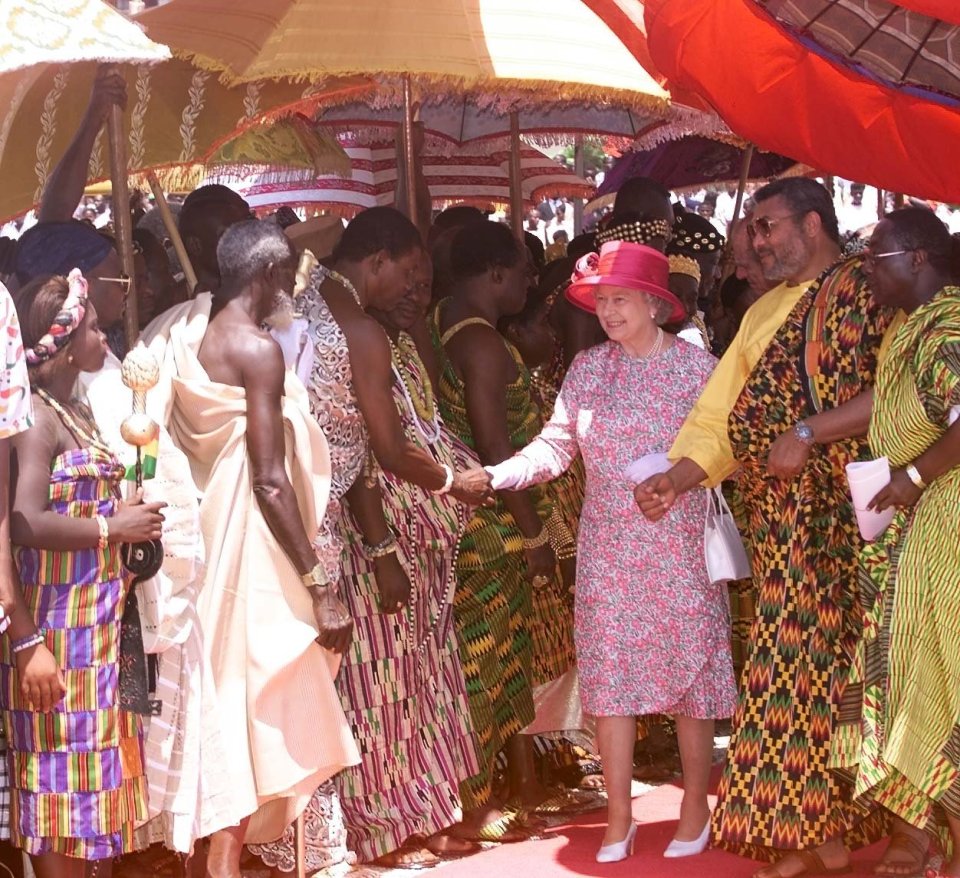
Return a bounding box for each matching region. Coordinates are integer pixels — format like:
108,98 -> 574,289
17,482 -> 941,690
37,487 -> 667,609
216,220 -> 293,287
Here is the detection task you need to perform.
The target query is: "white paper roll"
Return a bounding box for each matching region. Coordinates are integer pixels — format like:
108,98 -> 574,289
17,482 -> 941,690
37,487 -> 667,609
846,457 -> 894,541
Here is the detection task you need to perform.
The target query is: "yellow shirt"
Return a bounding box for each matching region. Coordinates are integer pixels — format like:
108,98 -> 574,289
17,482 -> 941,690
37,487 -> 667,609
878,309 -> 908,365
669,278 -> 815,486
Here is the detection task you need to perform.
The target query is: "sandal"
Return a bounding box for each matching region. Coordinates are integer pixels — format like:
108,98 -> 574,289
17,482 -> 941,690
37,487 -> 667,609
875,833 -> 930,878
373,845 -> 441,870
418,832 -> 482,860
754,849 -> 853,878
527,789 -> 604,816
452,812 -> 531,844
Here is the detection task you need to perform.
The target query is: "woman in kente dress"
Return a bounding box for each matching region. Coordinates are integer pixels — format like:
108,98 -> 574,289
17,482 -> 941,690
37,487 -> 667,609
488,242 -> 736,864
334,254 -> 481,866
4,271 -> 164,877
832,209 -> 960,878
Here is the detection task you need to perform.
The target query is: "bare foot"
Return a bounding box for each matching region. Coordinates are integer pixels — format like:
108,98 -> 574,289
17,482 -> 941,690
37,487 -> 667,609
753,841 -> 850,878
422,832 -> 481,857
874,823 -> 929,877
374,846 -> 440,869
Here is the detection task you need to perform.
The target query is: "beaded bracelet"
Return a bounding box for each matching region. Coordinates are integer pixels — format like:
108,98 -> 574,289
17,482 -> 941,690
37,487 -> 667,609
544,511 -> 575,554
363,533 -> 398,560
96,514 -> 109,550
12,630 -> 45,655
521,527 -> 550,550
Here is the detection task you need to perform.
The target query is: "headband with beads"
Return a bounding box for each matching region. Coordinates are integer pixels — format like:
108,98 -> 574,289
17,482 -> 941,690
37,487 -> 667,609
25,268 -> 88,366
668,254 -> 701,283
596,218 -> 672,248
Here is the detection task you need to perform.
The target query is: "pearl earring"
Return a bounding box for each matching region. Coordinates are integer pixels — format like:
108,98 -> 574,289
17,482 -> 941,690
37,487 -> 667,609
67,354 -> 74,365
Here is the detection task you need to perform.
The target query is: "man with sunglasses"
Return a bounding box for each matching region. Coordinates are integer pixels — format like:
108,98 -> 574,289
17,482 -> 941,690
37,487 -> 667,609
637,177 -> 895,878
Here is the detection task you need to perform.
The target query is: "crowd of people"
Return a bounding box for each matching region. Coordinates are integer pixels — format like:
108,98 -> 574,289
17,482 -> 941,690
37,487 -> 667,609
0,74 -> 958,878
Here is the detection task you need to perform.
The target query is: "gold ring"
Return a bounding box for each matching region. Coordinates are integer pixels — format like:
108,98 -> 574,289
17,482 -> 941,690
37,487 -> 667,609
532,574 -> 549,587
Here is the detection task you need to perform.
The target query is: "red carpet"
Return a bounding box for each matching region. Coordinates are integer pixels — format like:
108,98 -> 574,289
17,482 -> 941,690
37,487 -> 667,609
430,778 -> 887,878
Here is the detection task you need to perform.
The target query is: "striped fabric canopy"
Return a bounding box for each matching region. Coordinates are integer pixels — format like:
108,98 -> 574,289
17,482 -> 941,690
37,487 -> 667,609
206,139 -> 594,215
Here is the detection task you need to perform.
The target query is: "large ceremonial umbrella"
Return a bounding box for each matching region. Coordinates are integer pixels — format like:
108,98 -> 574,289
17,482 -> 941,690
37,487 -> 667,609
209,137 -> 594,215
585,0 -> 960,203
138,0 -> 674,232
588,135 -> 803,210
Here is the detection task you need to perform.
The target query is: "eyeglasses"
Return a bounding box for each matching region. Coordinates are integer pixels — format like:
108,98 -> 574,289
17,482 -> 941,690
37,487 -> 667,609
862,248 -> 913,266
746,213 -> 806,239
96,273 -> 132,295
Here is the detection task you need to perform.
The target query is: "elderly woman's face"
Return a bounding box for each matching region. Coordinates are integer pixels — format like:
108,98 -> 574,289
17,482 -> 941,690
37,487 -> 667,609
593,284 -> 653,345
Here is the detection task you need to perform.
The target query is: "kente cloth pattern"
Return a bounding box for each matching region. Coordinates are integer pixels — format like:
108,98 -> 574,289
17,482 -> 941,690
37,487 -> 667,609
334,336 -> 481,862
0,446 -> 146,860
300,265 -> 369,585
0,284 -> 33,439
713,256 -> 891,859
429,305 -> 542,810
504,340 -> 736,719
831,287 -> 960,853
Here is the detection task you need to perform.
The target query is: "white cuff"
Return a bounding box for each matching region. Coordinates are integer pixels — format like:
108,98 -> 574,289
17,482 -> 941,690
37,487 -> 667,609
485,456 -> 530,490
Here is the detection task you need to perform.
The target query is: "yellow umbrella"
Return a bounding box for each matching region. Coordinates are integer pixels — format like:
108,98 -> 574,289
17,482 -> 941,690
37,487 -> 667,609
138,0 -> 670,106
139,0 -> 674,233
0,58 -> 372,224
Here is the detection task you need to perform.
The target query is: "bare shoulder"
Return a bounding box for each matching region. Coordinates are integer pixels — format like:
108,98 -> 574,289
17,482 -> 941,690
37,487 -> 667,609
13,397 -> 63,457
453,323 -> 515,382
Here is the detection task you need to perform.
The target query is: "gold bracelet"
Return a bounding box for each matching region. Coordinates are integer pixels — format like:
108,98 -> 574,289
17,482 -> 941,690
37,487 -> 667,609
905,463 -> 927,490
96,515 -> 109,550
521,527 -> 550,550
544,511 -> 575,553
557,544 -> 577,561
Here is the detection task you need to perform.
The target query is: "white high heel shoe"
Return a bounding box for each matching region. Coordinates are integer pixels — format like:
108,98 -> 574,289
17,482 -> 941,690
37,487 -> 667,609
596,823 -> 637,863
663,820 -> 710,858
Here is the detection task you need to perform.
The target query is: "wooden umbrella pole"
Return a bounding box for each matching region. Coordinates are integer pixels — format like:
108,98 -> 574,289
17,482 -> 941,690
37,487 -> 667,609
146,172 -> 199,295
402,75 -> 418,228
732,143 -> 754,226
573,134 -> 585,237
509,111 -> 523,239
107,101 -> 138,349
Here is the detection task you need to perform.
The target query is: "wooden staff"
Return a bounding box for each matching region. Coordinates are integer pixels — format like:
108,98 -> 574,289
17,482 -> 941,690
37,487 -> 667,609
107,100 -> 138,348
732,143 -> 755,225
146,172 -> 199,295
402,75 -> 418,225
509,111 -> 523,239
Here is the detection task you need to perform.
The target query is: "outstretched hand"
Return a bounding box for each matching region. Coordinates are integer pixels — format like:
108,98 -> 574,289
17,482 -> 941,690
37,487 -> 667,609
634,472 -> 677,522
451,467 -> 495,507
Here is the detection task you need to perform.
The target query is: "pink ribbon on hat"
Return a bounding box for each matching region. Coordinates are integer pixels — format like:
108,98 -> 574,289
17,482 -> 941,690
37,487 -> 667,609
572,251 -> 600,283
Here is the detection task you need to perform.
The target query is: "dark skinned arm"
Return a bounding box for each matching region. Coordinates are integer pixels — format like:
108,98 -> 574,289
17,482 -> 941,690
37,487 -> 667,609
241,336 -> 352,652
766,390 -> 874,479
556,298 -> 605,370
869,416 -> 960,511
346,315 -> 489,503
10,406 -> 164,550
459,327 -> 555,579
39,67 -> 127,223
343,477 -> 411,613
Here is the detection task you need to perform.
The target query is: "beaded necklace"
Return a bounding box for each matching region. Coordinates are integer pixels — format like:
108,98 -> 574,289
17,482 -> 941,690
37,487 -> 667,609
322,266 -> 363,307
36,388 -> 114,458
388,335 -> 441,444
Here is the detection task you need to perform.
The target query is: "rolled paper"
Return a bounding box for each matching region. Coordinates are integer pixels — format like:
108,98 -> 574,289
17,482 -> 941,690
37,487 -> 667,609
846,457 -> 895,541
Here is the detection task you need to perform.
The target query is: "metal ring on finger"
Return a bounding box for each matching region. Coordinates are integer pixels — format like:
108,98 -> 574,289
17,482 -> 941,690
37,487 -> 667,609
532,574 -> 550,588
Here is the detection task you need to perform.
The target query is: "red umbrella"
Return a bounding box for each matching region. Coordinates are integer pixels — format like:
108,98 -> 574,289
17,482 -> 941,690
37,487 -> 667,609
586,0 -> 960,202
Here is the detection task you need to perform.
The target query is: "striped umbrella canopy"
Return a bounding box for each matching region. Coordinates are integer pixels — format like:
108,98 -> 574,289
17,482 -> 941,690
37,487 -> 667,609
206,137 -> 594,216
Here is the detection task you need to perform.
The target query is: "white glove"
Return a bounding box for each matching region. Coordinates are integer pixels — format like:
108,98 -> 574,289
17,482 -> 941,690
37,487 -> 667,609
950,404 -> 960,427
485,456 -> 533,490
623,452 -> 672,485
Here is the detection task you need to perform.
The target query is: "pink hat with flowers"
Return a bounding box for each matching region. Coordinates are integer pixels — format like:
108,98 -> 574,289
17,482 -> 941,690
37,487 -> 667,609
566,240 -> 683,322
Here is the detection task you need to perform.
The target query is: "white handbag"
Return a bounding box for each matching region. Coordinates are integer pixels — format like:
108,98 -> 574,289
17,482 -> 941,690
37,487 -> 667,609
704,486 -> 751,585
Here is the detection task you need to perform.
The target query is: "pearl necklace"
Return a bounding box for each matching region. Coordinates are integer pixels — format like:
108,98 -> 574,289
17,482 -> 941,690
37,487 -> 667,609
636,327 -> 664,359
389,336 -> 441,445
36,389 -> 114,459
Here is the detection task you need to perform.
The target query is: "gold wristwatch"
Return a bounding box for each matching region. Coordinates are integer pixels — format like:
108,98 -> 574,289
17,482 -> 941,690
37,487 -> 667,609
301,562 -> 330,589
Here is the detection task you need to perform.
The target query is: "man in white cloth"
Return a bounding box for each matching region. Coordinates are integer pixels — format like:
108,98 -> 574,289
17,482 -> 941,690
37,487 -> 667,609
144,220 -> 358,878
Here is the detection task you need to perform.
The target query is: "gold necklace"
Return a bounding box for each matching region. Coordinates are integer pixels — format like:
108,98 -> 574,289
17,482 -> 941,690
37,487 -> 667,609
36,388 -> 114,458
388,336 -> 440,441
322,266 -> 363,307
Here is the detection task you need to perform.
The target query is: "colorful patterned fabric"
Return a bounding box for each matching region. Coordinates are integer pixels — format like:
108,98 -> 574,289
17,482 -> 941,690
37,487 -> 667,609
334,335 -> 481,861
505,340 -> 736,719
0,283 -> 32,439
712,256 -> 891,859
0,445 -> 146,859
430,303 -> 573,810
832,287 -> 960,852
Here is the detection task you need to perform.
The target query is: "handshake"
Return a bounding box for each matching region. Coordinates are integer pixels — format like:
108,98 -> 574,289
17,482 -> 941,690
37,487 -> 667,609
451,466 -> 495,506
